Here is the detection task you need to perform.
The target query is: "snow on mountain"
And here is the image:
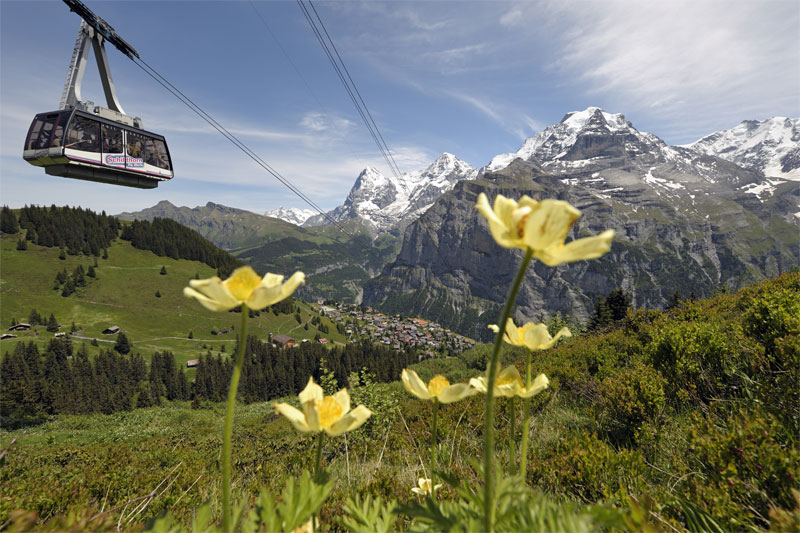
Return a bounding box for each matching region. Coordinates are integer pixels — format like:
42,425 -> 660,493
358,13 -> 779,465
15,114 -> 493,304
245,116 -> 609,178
683,117 -> 800,181
484,106 -> 764,202
264,206 -> 316,226
303,153 -> 477,232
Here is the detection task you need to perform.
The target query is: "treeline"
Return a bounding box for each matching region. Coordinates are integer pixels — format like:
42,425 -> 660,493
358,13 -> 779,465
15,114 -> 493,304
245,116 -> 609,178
121,218 -> 241,277
3,205 -> 119,255
194,338 -> 417,403
0,339 -> 190,427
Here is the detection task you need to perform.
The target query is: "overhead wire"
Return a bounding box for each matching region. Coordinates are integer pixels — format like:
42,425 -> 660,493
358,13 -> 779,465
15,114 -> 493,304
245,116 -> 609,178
129,56 -> 356,239
296,0 -> 411,195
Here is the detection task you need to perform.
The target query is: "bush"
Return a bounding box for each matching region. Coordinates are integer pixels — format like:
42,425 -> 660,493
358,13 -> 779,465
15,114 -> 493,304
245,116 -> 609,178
743,289 -> 800,355
683,406 -> 800,530
646,320 -> 762,406
594,363 -> 666,444
530,431 -> 650,503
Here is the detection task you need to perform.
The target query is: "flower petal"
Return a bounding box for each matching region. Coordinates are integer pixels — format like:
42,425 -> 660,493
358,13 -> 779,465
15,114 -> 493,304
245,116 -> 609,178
504,318 -> 523,346
521,323 -> 553,351
185,278 -> 240,310
535,230 -> 614,266
333,388 -> 351,415
299,377 -> 323,405
437,383 -> 476,404
522,199 -> 581,251
246,271 -> 305,310
261,272 -> 284,287
402,369 -> 432,400
183,287 -> 234,312
488,324 -> 500,333
520,373 -> 550,398
469,376 -> 488,393
273,403 -> 312,433
325,405 -> 372,436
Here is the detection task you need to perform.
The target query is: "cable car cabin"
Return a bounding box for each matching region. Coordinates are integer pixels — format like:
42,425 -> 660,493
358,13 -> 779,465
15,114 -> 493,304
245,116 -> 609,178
23,109 -> 172,189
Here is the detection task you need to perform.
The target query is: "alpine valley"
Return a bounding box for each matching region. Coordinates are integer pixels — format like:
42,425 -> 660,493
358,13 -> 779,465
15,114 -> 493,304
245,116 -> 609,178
119,108 -> 800,339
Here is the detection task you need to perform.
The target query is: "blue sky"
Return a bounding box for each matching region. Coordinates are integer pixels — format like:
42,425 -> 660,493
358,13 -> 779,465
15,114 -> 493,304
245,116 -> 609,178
2,0 -> 798,216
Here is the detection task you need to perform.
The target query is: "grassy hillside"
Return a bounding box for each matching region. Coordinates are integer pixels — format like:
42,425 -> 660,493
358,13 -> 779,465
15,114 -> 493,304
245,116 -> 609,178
0,232 -> 345,369
1,271 -> 797,530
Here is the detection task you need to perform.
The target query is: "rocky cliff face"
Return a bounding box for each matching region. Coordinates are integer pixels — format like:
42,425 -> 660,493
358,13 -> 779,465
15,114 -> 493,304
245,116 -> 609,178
364,110 -> 800,340
303,153 -> 477,233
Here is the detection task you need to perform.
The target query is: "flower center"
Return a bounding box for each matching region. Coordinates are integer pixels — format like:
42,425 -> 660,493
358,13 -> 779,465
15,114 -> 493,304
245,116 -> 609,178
318,396 -> 343,428
223,266 -> 262,301
428,375 -> 450,397
496,374 -> 523,388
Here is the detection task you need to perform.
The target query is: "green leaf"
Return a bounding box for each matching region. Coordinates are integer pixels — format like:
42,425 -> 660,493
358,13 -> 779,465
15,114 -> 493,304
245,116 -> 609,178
679,498 -> 728,533
277,470 -> 334,531
340,494 -> 397,533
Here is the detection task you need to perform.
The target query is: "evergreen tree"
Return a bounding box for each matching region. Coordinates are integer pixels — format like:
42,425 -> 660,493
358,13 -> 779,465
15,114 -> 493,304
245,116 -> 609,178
46,313 -> 59,332
58,248 -> 66,260
25,227 -> 37,242
102,248 -> 108,259
1,206 -> 20,234
666,290 -> 682,310
155,290 -> 161,298
605,289 -> 632,322
114,332 -> 131,355
188,330 -> 193,339
61,278 -> 76,297
588,297 -> 613,331
160,265 -> 167,275
87,265 -> 96,278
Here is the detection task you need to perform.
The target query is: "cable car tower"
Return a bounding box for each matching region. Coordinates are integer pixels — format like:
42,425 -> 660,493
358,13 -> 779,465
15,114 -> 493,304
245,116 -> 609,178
22,0 -> 173,189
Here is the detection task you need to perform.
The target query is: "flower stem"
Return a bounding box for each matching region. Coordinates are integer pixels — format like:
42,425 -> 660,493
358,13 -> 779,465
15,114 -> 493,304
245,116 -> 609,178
222,303 -> 248,532
509,397 -> 516,473
431,398 -> 439,501
483,248 -> 533,533
520,349 -> 532,481
313,432 -> 325,533
314,431 -> 325,482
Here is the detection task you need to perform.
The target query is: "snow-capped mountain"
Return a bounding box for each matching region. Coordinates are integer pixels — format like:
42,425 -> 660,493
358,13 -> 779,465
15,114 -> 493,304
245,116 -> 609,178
484,106 -> 765,200
304,153 -> 477,232
683,117 -> 800,181
265,206 -> 316,226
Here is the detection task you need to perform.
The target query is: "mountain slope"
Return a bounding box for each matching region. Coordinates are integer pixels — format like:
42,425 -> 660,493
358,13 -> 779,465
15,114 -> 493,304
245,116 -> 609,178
303,153 -> 478,233
364,109 -> 800,339
684,117 -> 800,180
264,206 -> 316,226
117,201 -> 310,251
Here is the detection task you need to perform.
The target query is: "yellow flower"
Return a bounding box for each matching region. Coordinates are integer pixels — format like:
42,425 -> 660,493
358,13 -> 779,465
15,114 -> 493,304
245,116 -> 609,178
469,365 -> 549,398
401,369 -> 476,403
411,477 -> 442,496
183,266 -> 305,312
488,319 -> 571,351
273,377 -> 372,437
475,192 -> 614,266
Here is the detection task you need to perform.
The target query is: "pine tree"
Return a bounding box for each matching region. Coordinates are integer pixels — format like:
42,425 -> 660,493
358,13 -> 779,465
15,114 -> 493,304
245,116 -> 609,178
58,248 -> 66,260
46,314 -> 59,332
588,297 -> 613,331
0,206 -> 19,234
605,289 -> 632,322
87,265 -> 96,278
188,330 -> 193,339
666,290 -> 682,310
114,332 -> 131,355
155,290 -> 161,298
160,265 -> 167,275
16,239 -> 27,251
102,248 -> 108,259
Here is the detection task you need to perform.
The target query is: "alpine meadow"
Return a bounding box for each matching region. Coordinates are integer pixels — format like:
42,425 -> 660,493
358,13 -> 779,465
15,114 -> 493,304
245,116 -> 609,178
1,1 -> 799,532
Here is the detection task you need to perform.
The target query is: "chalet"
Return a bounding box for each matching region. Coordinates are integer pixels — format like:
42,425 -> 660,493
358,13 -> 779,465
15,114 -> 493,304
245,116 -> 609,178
54,332 -> 66,338
8,323 -> 31,331
318,338 -> 328,344
102,326 -> 120,335
273,334 -> 297,348
1,333 -> 17,340
186,359 -> 199,368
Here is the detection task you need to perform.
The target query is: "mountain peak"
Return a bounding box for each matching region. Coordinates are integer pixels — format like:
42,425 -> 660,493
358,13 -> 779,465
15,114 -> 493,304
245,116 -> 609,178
560,107 -> 631,133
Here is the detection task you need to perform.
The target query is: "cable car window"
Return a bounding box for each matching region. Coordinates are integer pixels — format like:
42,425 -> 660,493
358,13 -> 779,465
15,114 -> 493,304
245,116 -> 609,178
25,114 -> 57,150
126,131 -> 146,168
65,115 -> 100,152
102,124 -> 123,154
144,137 -> 170,170
51,113 -> 66,148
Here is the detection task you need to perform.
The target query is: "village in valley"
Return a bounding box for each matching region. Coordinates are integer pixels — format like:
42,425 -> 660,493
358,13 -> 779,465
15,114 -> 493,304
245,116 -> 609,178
311,302 -> 476,358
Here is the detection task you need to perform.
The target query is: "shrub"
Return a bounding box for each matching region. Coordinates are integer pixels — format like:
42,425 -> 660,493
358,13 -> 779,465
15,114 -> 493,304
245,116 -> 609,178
530,431 -> 650,503
683,406 -> 800,530
646,320 -> 762,406
594,363 -> 666,444
743,289 -> 800,355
